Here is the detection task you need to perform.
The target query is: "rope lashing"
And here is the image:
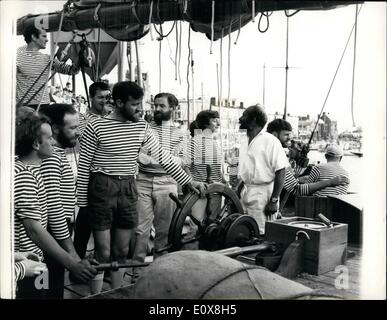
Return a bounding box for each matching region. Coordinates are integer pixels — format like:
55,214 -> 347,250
210,0 -> 215,54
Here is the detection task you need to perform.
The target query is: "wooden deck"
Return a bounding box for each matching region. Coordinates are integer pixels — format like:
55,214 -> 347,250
63,244 -> 362,299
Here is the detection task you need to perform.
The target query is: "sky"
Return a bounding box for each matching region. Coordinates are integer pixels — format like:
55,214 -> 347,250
9,1 -> 386,133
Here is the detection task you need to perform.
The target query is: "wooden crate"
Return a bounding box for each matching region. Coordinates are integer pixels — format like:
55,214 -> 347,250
265,217 -> 348,275
295,195 -> 362,245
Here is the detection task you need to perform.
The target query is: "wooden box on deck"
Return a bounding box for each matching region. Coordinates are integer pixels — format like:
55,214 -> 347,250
265,217 -> 348,275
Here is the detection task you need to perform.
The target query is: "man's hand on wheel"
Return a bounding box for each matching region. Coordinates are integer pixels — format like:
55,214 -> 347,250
186,181 -> 207,198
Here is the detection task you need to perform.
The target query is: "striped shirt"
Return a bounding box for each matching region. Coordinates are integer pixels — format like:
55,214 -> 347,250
78,111 -> 101,138
138,121 -> 189,175
305,162 -> 349,196
189,132 -> 223,183
14,160 -> 48,258
40,146 -> 76,240
283,167 -> 309,195
77,118 -> 192,206
16,46 -> 72,106
15,262 -> 26,282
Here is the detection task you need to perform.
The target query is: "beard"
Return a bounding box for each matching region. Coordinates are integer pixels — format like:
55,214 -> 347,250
121,107 -> 141,122
57,130 -> 77,148
153,110 -> 172,125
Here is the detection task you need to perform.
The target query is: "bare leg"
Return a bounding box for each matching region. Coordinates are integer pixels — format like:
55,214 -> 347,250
90,229 -> 111,294
111,228 -> 133,289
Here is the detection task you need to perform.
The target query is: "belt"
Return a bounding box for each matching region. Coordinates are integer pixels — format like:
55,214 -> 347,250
138,170 -> 170,177
92,172 -> 134,180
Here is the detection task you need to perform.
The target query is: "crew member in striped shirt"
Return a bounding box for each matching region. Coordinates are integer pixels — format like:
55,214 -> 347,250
131,93 -> 190,281
77,81 -> 206,294
75,81 -> 112,262
304,144 -> 350,196
267,119 -> 349,198
78,81 -> 112,137
16,25 -> 79,109
39,103 -> 90,298
14,252 -> 47,283
14,112 -> 97,298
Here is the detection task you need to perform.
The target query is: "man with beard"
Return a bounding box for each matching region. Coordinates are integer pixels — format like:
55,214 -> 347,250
39,103 -> 96,298
77,82 -> 206,294
266,119 -> 349,199
15,111 -> 97,299
131,93 -> 189,282
237,106 -> 289,235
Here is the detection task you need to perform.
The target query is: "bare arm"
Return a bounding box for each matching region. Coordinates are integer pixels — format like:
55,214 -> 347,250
264,168 -> 286,215
22,219 -> 96,282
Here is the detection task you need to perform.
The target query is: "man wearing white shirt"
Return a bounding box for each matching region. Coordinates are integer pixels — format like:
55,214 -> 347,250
238,106 -> 289,235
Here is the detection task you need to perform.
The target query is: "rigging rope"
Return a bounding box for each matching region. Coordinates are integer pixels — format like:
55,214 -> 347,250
308,4 -> 363,145
178,21 -> 182,84
37,8 -> 66,111
149,0 -> 154,40
252,0 -> 255,23
227,22 -> 232,105
351,4 -> 359,127
258,11 -> 272,33
219,28 -> 224,108
159,39 -> 162,92
175,20 -> 179,81
210,0 -> 215,54
284,9 -> 300,18
186,25 -> 191,124
234,14 -> 242,45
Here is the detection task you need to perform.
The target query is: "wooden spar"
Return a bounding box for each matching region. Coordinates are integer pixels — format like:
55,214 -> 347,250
135,40 -> 142,88
117,41 -> 124,82
16,1 -> 362,35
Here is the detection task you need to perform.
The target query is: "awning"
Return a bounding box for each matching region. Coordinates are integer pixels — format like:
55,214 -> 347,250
17,1 -> 362,42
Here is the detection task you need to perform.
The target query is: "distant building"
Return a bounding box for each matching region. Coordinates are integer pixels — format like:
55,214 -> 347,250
317,112 -> 338,141
177,97 -> 246,130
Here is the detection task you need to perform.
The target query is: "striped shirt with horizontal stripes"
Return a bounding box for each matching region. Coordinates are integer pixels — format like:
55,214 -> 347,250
189,132 -> 223,183
305,162 -> 349,196
16,46 -> 72,106
78,111 -> 101,138
283,167 -> 309,195
15,262 -> 26,282
77,118 -> 192,206
14,160 -> 48,258
138,121 -> 189,175
40,146 -> 76,240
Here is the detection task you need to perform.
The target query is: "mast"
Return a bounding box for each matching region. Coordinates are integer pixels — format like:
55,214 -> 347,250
283,16 -> 289,120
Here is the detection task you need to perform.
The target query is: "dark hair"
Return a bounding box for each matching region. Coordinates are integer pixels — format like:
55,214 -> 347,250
189,120 -> 199,137
246,105 -> 267,128
38,104 -> 77,127
23,25 -> 43,44
89,81 -> 111,98
15,113 -> 49,157
154,92 -> 179,109
195,110 -> 219,130
112,81 -> 143,104
267,118 -> 292,133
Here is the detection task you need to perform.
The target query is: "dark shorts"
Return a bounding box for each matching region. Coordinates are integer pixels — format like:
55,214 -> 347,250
88,173 -> 138,231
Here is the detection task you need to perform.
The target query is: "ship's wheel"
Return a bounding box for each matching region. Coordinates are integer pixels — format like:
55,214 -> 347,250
165,183 -> 260,253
